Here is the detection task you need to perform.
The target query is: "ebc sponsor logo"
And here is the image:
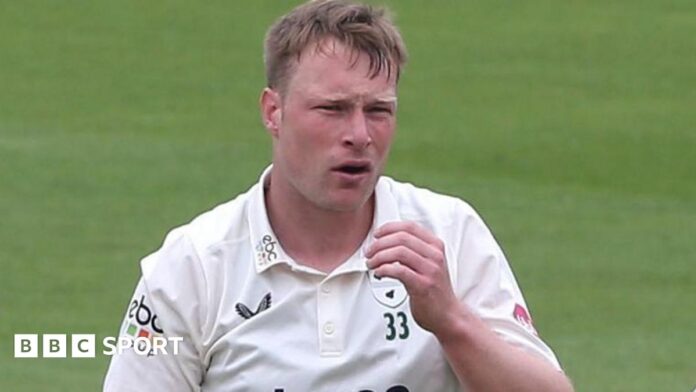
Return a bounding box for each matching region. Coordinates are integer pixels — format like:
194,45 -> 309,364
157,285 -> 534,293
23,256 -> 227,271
127,294 -> 163,334
256,234 -> 278,266
121,295 -> 168,357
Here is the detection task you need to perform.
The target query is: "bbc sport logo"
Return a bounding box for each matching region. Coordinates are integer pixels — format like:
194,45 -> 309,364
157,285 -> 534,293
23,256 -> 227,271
14,334 -> 182,358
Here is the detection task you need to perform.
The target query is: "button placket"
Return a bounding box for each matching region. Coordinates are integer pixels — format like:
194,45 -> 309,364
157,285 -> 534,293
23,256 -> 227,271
323,322 -> 335,335
317,279 -> 342,356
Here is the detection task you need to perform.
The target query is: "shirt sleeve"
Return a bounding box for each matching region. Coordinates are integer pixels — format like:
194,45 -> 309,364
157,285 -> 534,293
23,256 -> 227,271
451,201 -> 562,370
103,230 -> 209,391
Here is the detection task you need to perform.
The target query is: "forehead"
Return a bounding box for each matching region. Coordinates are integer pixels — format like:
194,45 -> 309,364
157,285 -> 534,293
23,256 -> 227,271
285,39 -> 397,102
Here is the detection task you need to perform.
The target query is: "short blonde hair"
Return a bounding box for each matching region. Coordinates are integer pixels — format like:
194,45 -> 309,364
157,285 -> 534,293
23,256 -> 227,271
263,0 -> 408,94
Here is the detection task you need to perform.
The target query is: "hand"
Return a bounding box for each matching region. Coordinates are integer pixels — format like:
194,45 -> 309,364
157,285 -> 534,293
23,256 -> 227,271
366,221 -> 461,335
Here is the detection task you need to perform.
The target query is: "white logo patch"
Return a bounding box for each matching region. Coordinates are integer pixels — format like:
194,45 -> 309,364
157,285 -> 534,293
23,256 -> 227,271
368,270 -> 408,308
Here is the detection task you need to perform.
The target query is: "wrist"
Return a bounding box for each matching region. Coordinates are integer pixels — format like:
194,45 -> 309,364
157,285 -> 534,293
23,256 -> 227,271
432,303 -> 480,346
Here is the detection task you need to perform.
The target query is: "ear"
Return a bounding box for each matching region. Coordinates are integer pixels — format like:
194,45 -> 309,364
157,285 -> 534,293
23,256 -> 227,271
260,87 -> 282,138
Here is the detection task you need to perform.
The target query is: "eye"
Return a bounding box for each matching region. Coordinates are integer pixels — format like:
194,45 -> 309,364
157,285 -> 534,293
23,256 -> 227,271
315,104 -> 342,112
366,106 -> 393,115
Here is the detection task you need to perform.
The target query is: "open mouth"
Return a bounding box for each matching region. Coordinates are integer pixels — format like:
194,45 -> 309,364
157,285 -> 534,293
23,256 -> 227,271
333,162 -> 371,175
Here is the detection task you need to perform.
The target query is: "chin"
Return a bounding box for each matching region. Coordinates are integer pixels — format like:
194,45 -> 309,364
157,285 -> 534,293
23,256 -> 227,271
320,191 -> 373,213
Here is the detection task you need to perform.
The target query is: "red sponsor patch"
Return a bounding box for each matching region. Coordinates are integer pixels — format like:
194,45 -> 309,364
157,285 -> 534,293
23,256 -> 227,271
513,304 -> 537,335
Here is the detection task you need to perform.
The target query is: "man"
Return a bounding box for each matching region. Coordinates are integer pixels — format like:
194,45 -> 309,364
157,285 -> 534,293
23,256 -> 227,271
104,1 -> 574,391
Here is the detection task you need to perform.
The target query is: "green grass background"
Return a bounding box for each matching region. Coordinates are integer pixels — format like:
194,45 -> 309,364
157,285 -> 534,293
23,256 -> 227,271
1,1 -> 694,390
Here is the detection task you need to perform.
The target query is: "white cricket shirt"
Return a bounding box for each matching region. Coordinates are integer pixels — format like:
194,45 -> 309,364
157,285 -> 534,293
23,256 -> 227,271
103,166 -> 561,392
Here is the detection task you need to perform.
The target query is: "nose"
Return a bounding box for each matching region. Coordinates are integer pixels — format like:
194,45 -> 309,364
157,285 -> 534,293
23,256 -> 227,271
342,110 -> 372,149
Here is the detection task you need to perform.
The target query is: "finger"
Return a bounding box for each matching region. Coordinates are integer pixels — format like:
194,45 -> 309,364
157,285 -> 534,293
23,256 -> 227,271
366,230 -> 441,262
367,245 -> 431,275
374,221 -> 444,250
373,261 -> 421,291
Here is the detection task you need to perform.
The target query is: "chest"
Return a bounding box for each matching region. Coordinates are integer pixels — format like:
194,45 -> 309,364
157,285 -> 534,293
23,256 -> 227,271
200,269 -> 458,391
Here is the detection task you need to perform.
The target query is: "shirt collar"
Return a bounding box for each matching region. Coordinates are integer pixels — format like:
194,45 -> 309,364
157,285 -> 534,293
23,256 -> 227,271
248,164 -> 401,275
248,165 -> 292,273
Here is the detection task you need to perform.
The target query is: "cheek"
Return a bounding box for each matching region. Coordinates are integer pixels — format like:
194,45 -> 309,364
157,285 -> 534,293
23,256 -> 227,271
281,117 -> 331,161
293,118 -> 337,149
370,119 -> 396,150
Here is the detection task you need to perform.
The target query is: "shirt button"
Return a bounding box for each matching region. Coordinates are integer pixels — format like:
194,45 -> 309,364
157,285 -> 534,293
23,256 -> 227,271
323,322 -> 335,335
321,286 -> 331,294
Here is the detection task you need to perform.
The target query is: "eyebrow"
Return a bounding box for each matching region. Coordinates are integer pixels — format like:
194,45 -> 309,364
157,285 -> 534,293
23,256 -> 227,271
372,97 -> 398,104
310,95 -> 398,105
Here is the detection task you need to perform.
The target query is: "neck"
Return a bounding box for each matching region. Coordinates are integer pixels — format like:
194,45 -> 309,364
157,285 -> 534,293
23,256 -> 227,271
264,173 -> 374,273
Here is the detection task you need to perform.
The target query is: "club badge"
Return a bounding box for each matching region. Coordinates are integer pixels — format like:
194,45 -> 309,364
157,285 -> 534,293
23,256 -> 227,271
367,269 -> 408,308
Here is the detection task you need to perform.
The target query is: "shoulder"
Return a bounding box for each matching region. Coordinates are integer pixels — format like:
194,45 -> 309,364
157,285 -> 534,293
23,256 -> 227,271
379,176 -> 501,271
139,184 -> 256,285
379,176 -> 481,229
180,186 -> 255,252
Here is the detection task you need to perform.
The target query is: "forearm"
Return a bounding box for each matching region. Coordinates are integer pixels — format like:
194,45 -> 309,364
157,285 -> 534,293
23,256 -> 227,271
436,304 -> 574,392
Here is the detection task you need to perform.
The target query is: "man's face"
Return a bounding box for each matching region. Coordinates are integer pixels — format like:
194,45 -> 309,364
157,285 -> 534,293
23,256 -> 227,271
263,39 -> 397,212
